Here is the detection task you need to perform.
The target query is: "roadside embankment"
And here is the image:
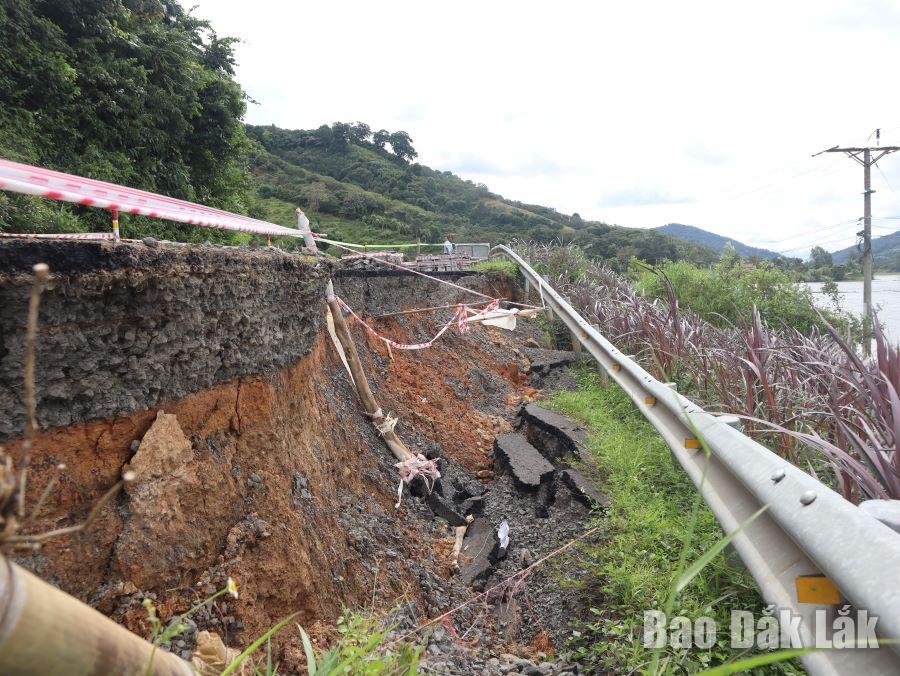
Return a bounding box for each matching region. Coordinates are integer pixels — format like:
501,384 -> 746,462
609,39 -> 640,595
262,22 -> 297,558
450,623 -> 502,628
0,239 -> 556,670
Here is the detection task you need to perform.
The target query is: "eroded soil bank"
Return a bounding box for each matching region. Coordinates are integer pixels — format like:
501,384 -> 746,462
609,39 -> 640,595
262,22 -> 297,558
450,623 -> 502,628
1,240 -> 599,673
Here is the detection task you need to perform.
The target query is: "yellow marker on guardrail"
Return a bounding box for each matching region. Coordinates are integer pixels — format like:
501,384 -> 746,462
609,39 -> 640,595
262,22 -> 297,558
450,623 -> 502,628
796,575 -> 840,604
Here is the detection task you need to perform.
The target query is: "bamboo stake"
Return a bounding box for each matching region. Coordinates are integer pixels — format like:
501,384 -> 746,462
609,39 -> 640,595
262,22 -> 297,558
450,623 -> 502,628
325,284 -> 412,463
296,209 -> 413,463
0,557 -> 193,675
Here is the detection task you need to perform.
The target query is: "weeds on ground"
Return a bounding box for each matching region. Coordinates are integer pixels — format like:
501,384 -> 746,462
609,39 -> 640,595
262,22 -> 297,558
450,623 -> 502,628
471,258 -> 518,280
297,610 -> 423,675
546,369 -> 801,674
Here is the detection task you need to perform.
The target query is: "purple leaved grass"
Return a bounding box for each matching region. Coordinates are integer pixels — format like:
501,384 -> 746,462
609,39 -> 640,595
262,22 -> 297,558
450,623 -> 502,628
516,241 -> 900,501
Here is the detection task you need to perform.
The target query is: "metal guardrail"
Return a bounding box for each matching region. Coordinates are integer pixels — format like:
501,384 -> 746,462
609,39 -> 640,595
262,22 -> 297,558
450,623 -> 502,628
492,245 -> 900,675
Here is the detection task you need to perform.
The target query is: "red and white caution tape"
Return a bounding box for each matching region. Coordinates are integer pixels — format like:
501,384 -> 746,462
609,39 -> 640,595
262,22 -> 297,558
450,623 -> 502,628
337,297 -> 501,351
0,231 -> 115,240
0,158 -> 323,240
395,454 -> 441,509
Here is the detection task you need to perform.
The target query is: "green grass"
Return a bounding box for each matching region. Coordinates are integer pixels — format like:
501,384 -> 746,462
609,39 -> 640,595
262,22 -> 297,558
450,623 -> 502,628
470,258 -> 518,279
547,370 -> 802,674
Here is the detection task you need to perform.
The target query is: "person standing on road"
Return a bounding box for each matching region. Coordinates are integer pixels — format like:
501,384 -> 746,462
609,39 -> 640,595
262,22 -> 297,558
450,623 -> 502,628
443,236 -> 454,256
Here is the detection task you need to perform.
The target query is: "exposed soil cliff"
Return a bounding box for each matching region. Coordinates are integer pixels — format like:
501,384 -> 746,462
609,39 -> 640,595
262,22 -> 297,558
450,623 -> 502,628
1,241 -> 578,671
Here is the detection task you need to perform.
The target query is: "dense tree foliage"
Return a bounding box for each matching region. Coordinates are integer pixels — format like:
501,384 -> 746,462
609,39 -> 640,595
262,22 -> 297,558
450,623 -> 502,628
0,0 -> 250,241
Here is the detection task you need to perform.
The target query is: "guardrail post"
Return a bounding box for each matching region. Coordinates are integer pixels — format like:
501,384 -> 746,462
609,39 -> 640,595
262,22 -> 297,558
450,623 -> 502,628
570,331 -> 582,354
591,325 -> 609,385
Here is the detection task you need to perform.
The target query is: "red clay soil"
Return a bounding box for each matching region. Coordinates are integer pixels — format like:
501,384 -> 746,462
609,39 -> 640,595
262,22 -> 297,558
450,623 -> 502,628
6,288 -> 544,670
355,314 -> 538,473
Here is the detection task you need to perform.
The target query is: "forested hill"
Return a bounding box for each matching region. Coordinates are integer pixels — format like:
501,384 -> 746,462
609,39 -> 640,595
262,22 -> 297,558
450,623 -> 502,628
831,230 -> 900,271
655,223 -> 778,259
0,1 -> 714,265
247,124 -> 717,264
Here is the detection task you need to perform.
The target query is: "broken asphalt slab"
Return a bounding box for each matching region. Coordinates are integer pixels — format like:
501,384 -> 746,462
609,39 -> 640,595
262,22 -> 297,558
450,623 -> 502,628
560,468 -> 609,509
493,433 -> 555,491
521,403 -> 591,462
458,517 -> 501,587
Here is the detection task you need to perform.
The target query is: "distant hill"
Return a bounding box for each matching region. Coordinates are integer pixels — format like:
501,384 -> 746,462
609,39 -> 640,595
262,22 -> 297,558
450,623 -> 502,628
831,230 -> 900,271
246,124 -> 718,266
654,223 -> 779,259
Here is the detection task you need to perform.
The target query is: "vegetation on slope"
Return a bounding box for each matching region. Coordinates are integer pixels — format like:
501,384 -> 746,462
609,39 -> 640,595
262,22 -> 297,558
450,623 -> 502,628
632,254 -> 859,336
656,223 -> 779,259
521,241 -> 897,502
247,123 -> 719,265
0,0 -> 251,242
831,229 -> 900,272
0,2 -> 722,266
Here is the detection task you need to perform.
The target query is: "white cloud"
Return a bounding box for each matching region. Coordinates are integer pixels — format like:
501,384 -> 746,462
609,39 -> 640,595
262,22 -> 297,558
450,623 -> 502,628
195,0 -> 900,256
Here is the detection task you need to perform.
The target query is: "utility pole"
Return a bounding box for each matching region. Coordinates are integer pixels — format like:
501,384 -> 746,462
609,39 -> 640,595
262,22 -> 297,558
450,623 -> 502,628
815,135 -> 900,355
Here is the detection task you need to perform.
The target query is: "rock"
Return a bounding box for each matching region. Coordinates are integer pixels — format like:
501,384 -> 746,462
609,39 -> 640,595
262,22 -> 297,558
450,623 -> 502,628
191,631 -> 241,676
521,404 -> 590,461
115,414 -> 210,588
535,477 -> 556,518
560,469 -> 609,508
451,474 -> 487,500
142,237 -> 159,248
493,433 -> 555,491
525,348 -> 579,379
498,596 -> 522,643
517,548 -> 534,567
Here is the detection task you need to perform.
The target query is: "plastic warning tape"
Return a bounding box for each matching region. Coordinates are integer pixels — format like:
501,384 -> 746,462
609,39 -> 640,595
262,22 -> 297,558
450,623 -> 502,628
337,296 -> 500,351
0,158 -> 312,239
0,231 -> 115,240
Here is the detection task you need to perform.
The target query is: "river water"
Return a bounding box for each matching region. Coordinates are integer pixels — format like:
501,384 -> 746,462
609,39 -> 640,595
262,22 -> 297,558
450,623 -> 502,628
806,274 -> 900,343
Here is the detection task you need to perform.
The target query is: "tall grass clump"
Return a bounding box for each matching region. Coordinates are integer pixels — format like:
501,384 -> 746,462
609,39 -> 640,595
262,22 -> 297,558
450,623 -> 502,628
515,240 -> 900,502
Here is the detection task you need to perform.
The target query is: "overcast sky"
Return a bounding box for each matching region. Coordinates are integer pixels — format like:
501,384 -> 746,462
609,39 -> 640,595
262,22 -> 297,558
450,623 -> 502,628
195,0 -> 900,256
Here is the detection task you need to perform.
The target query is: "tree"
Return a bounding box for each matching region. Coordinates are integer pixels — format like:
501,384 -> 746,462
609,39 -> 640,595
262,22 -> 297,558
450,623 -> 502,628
349,122 -> 371,144
810,246 -> 833,268
330,122 -> 351,151
388,131 -> 417,163
372,129 -> 390,150
0,0 -> 251,240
